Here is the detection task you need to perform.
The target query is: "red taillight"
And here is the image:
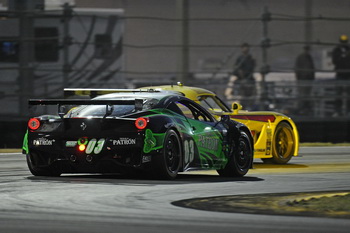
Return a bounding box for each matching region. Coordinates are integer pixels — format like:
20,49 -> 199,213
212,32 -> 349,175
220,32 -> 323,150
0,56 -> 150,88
135,117 -> 148,130
28,118 -> 40,130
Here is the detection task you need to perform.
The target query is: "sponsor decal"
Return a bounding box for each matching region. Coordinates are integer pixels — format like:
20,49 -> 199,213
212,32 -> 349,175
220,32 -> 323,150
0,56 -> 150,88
198,135 -> 219,151
255,149 -> 266,152
113,138 -> 136,146
266,125 -> 272,155
143,129 -> 164,153
66,141 -> 77,147
142,155 -> 152,163
33,138 -> 55,146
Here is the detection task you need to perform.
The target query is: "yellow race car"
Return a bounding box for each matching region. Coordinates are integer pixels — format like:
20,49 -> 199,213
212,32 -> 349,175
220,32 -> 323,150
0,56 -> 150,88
141,83 -> 299,164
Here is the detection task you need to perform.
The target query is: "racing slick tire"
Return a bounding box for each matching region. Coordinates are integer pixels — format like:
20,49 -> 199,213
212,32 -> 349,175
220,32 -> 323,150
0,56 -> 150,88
26,152 -> 62,177
153,129 -> 182,179
262,122 -> 295,164
217,131 -> 253,177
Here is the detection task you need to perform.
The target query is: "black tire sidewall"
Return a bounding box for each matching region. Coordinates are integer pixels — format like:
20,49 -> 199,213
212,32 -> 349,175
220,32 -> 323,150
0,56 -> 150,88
232,131 -> 253,176
153,129 -> 182,179
26,153 -> 61,176
218,131 -> 253,177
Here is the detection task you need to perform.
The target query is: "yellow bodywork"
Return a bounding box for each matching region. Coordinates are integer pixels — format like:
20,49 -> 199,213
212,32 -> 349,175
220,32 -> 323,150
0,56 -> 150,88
141,83 -> 299,160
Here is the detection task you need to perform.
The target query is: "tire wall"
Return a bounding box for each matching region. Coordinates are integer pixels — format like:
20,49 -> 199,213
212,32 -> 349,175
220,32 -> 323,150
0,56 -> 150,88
1,121 -> 27,148
295,120 -> 350,143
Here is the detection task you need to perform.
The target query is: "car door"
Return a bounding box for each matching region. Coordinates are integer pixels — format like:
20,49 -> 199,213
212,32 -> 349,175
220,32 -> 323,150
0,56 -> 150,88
174,100 -> 226,169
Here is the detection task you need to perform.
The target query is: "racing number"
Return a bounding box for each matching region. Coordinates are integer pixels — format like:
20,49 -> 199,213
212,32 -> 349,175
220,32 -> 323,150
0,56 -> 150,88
86,138 -> 105,154
184,140 -> 194,164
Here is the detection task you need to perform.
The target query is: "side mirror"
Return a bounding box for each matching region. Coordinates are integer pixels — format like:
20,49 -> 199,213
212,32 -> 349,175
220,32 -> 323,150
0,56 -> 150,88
220,115 -> 230,122
58,105 -> 66,118
232,102 -> 242,114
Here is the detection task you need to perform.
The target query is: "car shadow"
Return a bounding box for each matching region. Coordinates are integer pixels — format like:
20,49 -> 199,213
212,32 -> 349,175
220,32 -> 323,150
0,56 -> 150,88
26,173 -> 264,185
253,162 -> 308,169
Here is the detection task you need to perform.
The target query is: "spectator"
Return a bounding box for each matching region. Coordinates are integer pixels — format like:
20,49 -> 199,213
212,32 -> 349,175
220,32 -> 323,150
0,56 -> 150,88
332,34 -> 350,80
232,43 -> 256,108
332,35 -> 350,116
294,45 -> 315,114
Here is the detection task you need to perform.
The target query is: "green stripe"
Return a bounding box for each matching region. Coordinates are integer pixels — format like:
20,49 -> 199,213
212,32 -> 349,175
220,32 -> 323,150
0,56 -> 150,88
22,130 -> 29,154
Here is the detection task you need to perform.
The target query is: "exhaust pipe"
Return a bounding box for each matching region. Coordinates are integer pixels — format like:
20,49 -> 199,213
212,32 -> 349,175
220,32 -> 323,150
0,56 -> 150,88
86,154 -> 93,163
70,155 -> 77,162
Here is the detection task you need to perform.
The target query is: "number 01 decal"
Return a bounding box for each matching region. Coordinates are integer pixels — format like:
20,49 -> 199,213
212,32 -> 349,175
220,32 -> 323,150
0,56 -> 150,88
86,138 -> 105,154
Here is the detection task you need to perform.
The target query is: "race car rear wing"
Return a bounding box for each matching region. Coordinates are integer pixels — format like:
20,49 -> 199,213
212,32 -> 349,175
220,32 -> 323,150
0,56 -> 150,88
28,98 -> 144,118
63,88 -> 161,98
29,99 -> 138,106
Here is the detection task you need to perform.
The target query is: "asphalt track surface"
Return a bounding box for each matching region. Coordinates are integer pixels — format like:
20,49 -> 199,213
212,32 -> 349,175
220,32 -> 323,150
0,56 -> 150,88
0,147 -> 349,233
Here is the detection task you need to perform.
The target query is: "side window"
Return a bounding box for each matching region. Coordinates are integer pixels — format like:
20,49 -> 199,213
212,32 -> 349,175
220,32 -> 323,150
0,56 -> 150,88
197,95 -> 230,112
176,100 -> 213,122
166,102 -> 184,116
176,102 -> 195,119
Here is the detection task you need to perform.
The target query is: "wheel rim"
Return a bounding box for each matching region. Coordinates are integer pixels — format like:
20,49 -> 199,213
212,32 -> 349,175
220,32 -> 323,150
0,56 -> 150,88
236,137 -> 251,171
274,126 -> 294,159
164,135 -> 180,174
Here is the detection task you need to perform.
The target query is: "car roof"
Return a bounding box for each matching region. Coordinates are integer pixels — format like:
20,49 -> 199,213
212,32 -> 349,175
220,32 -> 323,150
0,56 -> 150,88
94,90 -> 178,100
140,84 -> 216,100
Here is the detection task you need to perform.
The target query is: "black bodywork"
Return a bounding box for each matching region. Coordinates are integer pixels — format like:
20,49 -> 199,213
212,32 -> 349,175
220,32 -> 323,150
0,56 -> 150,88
23,92 -> 254,179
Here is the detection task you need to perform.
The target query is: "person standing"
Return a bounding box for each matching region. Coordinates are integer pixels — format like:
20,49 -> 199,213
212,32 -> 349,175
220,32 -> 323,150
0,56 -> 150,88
332,35 -> 350,80
332,35 -> 350,116
294,45 -> 315,114
233,43 -> 256,108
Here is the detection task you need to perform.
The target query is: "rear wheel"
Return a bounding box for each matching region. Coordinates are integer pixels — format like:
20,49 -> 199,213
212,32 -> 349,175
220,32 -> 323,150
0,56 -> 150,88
263,122 -> 295,164
26,152 -> 61,177
153,129 -> 182,179
217,131 -> 253,177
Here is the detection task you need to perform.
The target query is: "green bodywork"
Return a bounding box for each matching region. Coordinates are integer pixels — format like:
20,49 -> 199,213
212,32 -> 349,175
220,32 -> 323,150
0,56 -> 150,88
143,129 -> 165,153
22,130 -> 29,154
143,109 -> 228,169
186,118 -> 227,169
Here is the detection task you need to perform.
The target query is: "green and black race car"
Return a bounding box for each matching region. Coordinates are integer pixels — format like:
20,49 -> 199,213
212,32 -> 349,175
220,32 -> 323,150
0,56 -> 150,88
23,90 -> 253,179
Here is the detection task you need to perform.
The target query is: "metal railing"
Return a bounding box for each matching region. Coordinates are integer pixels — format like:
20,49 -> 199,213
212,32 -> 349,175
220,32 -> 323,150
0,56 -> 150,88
223,76 -> 350,119
0,75 -> 349,120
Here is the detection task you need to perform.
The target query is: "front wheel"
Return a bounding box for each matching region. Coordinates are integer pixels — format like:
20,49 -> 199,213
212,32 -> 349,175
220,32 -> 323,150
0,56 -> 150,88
217,131 -> 253,177
152,129 -> 182,179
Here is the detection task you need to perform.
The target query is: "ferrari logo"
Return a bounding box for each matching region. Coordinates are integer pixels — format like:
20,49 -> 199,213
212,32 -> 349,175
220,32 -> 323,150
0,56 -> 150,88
80,122 -> 87,131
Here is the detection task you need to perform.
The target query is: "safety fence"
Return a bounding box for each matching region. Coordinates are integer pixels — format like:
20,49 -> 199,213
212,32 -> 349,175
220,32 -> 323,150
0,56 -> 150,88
225,77 -> 350,119
1,5 -> 350,120
2,74 -> 349,120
